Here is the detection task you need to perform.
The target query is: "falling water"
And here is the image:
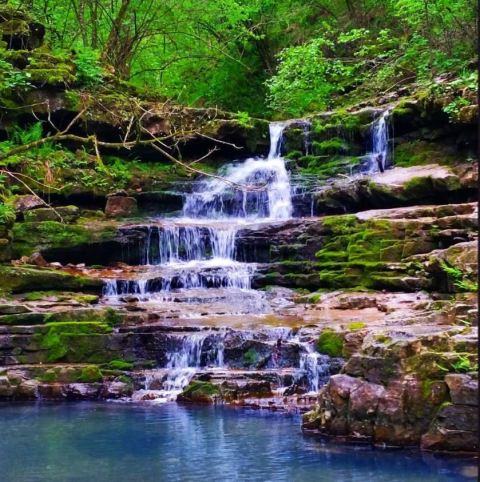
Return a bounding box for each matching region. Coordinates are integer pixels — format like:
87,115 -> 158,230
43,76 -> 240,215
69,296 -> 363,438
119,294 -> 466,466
141,331 -> 227,401
103,122 -> 294,297
137,328 -> 334,402
365,109 -> 391,174
183,122 -> 293,220
297,349 -> 330,393
102,279 -> 148,298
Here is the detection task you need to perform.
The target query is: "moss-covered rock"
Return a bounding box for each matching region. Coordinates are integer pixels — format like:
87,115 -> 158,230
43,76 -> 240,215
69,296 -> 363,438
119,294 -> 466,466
178,380 -> 220,403
0,265 -> 103,294
32,321 -> 118,363
316,329 -> 344,357
11,220 -> 118,258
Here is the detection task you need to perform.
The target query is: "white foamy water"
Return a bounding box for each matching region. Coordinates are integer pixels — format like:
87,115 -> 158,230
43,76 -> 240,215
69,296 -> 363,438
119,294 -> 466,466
103,122 -> 294,297
366,109 -> 390,174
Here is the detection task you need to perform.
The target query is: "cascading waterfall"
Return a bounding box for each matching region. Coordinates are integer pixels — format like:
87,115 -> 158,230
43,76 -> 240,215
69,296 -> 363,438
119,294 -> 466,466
102,122 -> 337,400
141,331 -> 227,401
103,122 -> 294,298
136,328 -> 334,401
142,225 -> 237,265
102,279 -> 148,298
365,109 -> 391,174
182,122 -> 293,220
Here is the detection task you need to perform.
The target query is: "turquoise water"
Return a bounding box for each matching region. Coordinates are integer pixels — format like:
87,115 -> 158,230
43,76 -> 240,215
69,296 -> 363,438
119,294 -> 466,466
0,402 -> 476,482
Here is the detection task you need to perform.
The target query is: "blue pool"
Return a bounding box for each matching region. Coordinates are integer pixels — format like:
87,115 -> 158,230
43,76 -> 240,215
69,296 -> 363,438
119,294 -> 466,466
0,402 -> 476,482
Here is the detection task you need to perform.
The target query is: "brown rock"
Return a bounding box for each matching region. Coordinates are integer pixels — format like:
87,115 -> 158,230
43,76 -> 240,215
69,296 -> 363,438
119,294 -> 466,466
28,252 -> 48,267
342,331 -> 366,358
64,383 -> 101,400
0,376 -> 14,397
14,195 -> 44,213
445,374 -> 478,406
421,404 -> 479,452
102,381 -> 133,399
349,381 -> 385,418
16,380 -> 39,399
328,374 -> 362,408
105,196 -> 138,218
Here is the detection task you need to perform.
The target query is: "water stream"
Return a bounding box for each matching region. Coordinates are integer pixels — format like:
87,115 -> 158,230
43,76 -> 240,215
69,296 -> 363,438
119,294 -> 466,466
101,115 -> 391,401
102,122 -> 294,297
365,109 -> 391,173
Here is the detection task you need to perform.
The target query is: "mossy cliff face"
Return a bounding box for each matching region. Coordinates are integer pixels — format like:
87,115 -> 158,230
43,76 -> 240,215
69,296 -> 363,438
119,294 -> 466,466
248,203 -> 477,292
282,94 -> 476,185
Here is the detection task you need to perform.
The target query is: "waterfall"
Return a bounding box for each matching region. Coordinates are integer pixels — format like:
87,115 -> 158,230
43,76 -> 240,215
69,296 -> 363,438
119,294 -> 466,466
143,225 -> 237,265
103,122 -> 294,298
134,328 -> 334,403
365,109 -> 391,174
141,331 -> 226,401
102,279 -> 148,299
297,349 -> 330,393
182,122 -> 293,220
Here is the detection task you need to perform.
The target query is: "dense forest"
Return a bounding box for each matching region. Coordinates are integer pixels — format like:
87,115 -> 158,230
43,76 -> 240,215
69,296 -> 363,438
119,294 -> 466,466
1,0 -> 477,116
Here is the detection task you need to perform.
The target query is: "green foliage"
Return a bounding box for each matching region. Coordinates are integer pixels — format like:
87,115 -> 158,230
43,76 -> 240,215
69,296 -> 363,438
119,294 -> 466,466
3,0 -> 477,115
266,37 -> 353,116
443,97 -> 471,121
0,203 -> 15,225
235,111 -> 252,128
439,260 -> 477,292
74,48 -> 104,87
451,355 -> 477,373
0,58 -> 32,92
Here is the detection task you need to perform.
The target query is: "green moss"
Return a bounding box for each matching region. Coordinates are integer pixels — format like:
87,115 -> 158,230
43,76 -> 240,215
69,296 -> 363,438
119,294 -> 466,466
36,370 -> 59,382
179,381 -> 220,402
33,364 -> 103,383
74,294 -> 99,304
23,291 -> 57,301
421,379 -> 444,400
393,140 -> 458,167
34,322 -> 114,363
106,360 -> 134,371
182,380 -> 219,396
298,155 -> 361,179
77,365 -> 103,382
117,374 -> 134,385
22,291 -> 99,304
375,334 -> 392,344
243,348 -> 259,366
316,329 -> 344,357
44,307 -> 122,325
307,293 -> 322,303
12,221 -> 117,257
347,322 -> 366,331
0,265 -> 103,295
285,150 -> 303,160
402,176 -> 435,196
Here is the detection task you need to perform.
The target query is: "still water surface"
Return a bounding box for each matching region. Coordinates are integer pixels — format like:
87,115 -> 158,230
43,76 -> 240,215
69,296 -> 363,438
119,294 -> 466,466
0,402 -> 476,482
